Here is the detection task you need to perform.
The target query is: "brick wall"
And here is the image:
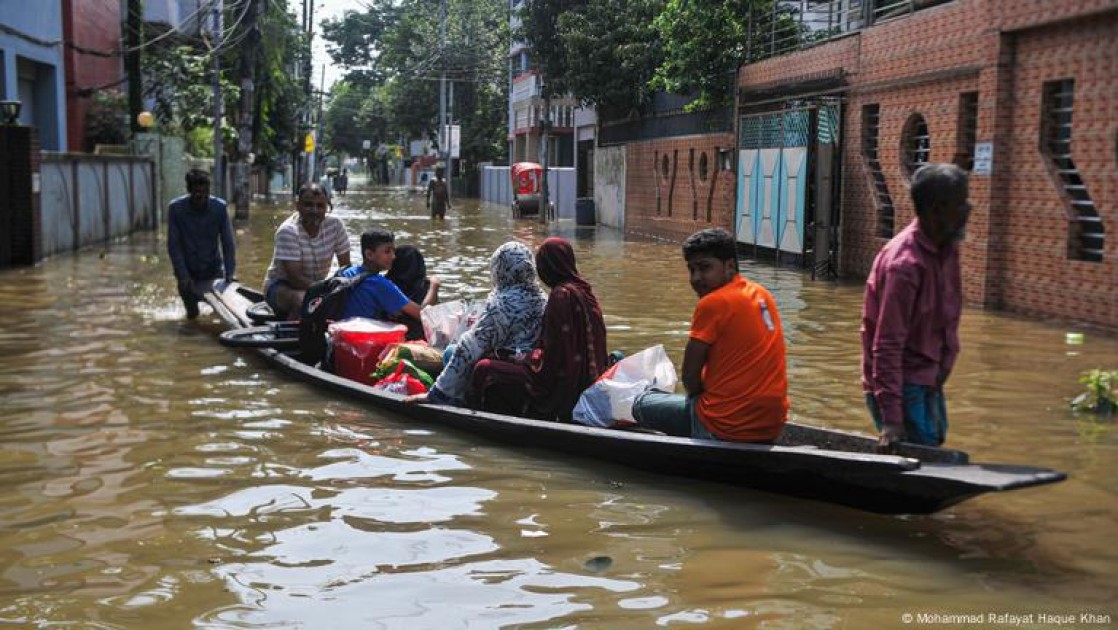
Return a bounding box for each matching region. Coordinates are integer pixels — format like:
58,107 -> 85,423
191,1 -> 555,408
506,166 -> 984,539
63,0 -> 123,152
996,0 -> 1118,31
738,35 -> 860,88
625,134 -> 736,242
727,0 -> 1118,329
856,1 -> 986,86
841,75 -> 981,287
996,13 -> 1118,328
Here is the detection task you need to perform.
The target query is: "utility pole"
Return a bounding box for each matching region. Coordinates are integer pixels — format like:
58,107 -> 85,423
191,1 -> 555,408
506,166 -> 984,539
438,0 -> 447,180
315,64 -> 325,180
540,84 -> 550,225
233,0 -> 262,219
124,0 -> 143,133
211,0 -> 224,198
295,0 -> 313,186
442,80 -> 447,194
304,0 -> 315,184
438,0 -> 451,184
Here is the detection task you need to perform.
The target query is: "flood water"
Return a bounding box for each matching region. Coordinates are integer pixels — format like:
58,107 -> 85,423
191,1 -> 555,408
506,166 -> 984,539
1,177 -> 1115,628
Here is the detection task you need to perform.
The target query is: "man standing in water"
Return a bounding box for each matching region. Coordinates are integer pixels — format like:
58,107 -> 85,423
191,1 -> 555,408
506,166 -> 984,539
167,169 -> 236,319
426,166 -> 451,219
335,168 -> 349,196
862,163 -> 970,452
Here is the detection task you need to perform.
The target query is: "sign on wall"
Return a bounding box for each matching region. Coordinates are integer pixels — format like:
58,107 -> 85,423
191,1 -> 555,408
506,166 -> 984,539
973,142 -> 993,175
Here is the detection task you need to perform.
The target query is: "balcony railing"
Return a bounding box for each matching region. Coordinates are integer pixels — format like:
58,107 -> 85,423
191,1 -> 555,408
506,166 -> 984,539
746,0 -> 953,64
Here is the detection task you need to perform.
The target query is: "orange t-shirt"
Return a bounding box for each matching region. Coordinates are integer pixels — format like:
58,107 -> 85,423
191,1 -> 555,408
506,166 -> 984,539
690,275 -> 789,441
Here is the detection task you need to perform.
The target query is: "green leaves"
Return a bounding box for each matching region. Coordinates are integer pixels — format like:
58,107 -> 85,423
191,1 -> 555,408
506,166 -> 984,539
319,0 -> 510,167
139,0 -> 309,164
652,0 -> 798,110
1072,369 -> 1116,416
514,0 -> 807,114
556,0 -> 665,115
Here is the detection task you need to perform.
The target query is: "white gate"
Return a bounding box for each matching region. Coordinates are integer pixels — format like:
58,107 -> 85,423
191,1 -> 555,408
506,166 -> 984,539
736,102 -> 840,275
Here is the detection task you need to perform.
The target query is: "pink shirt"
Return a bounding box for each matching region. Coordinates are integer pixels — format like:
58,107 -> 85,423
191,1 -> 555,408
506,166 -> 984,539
861,220 -> 962,426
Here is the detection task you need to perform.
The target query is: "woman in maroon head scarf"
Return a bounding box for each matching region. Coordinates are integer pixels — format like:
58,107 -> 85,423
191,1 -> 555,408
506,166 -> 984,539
469,237 -> 608,421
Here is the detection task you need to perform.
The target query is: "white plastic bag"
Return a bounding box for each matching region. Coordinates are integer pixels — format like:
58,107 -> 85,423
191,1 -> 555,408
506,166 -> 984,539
571,345 -> 679,428
420,299 -> 484,349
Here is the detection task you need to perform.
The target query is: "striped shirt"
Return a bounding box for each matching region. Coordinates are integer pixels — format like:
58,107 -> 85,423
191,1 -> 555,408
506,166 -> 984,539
263,213 -> 351,291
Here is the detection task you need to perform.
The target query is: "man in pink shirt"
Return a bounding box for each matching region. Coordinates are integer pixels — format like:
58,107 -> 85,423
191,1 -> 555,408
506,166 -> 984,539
862,163 -> 971,452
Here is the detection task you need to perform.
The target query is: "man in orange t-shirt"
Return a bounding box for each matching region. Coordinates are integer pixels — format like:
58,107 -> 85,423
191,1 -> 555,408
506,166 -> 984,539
633,228 -> 789,442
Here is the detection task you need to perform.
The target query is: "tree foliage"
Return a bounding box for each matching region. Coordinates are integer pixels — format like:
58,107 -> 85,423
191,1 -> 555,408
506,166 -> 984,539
651,0 -> 802,109
515,0 -> 586,98
140,0 -> 310,165
247,0 -> 310,165
83,91 -> 129,150
512,0 -> 804,114
323,81 -> 385,157
556,0 -> 665,117
142,43 -> 236,134
320,0 -> 509,168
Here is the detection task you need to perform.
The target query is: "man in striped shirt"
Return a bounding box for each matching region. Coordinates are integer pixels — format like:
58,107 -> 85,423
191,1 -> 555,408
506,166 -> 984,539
263,183 -> 352,320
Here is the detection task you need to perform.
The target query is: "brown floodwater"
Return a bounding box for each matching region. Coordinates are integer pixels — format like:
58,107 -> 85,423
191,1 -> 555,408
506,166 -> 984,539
0,178 -> 1115,628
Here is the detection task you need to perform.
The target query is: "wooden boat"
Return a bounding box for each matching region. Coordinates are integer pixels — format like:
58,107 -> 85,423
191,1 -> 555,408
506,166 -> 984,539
205,282 -> 1066,515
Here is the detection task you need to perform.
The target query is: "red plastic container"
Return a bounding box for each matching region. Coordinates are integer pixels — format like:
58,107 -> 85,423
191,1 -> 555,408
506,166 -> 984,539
329,318 -> 407,386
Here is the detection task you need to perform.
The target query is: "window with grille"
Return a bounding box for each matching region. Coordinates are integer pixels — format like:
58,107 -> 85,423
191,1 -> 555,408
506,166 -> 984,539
956,92 -> 978,171
862,104 -> 894,237
901,113 -> 930,178
1041,79 -> 1103,262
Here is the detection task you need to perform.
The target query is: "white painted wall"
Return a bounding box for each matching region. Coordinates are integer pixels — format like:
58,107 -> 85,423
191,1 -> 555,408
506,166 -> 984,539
480,165 -> 577,220
593,146 -> 626,229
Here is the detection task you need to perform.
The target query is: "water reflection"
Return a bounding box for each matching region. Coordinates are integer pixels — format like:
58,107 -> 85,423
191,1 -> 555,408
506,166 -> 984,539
0,180 -> 1114,627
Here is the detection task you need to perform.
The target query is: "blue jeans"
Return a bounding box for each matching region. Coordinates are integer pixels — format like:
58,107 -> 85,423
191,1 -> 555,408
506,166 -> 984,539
866,384 -> 948,446
265,279 -> 292,315
631,390 -> 718,440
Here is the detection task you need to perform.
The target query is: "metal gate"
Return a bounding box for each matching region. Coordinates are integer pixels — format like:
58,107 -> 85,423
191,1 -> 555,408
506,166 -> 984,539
735,100 -> 841,276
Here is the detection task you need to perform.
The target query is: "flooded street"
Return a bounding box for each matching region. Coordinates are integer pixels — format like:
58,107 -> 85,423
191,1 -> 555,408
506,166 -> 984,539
1,179 -> 1115,628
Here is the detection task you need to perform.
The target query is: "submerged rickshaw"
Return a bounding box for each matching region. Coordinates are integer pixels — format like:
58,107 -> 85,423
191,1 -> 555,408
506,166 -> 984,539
511,162 -> 543,218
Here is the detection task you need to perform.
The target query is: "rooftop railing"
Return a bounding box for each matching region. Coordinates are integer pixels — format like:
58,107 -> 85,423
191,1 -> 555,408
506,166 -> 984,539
746,0 -> 953,64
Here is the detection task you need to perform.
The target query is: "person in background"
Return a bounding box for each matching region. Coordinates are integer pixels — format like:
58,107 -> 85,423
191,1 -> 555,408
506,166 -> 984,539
406,241 -> 546,406
339,229 -> 436,324
863,163 -> 970,453
318,170 -> 334,208
426,166 -> 451,219
262,183 -> 351,320
335,168 -> 349,196
385,244 -> 441,339
469,237 -> 608,421
632,228 -> 789,442
167,169 -> 236,319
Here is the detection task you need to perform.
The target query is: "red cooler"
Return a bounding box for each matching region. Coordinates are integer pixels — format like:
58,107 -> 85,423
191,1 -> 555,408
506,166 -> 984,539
329,318 -> 407,386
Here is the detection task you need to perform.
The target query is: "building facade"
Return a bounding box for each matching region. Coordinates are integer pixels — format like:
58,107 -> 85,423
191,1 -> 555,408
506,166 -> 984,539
507,0 -> 576,168
61,0 -> 122,152
0,0 -> 68,151
728,0 -> 1116,329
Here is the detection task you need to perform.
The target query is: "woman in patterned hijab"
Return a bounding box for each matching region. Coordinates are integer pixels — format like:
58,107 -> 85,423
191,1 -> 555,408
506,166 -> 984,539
420,241 -> 546,406
470,237 -> 608,421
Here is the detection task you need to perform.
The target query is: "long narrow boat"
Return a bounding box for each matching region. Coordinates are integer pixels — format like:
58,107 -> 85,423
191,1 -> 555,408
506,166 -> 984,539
205,282 -> 1066,515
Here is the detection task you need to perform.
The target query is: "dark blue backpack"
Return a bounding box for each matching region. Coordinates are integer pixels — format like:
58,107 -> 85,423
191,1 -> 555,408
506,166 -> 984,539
298,270 -> 372,366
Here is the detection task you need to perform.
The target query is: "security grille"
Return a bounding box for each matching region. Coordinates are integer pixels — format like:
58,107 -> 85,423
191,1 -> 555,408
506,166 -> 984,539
862,104 -> 894,238
1042,79 -> 1103,262
957,92 -> 979,171
901,114 -> 930,177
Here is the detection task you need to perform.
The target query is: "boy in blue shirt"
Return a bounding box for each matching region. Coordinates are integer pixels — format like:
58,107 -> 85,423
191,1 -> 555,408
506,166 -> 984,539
340,229 -> 435,322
